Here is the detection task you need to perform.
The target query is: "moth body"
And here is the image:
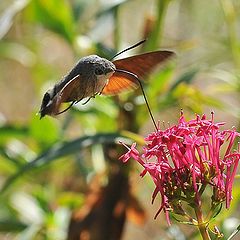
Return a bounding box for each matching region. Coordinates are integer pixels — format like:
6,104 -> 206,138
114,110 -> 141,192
39,55 -> 115,118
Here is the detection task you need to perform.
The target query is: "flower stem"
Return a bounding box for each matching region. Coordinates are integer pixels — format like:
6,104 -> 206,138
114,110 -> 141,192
195,205 -> 211,240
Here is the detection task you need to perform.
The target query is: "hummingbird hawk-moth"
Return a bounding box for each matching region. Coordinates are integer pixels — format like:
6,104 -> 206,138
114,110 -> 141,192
39,40 -> 175,120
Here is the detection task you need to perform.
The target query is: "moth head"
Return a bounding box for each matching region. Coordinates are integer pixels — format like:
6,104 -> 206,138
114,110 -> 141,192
39,89 -> 57,118
80,55 -> 116,78
94,63 -> 115,77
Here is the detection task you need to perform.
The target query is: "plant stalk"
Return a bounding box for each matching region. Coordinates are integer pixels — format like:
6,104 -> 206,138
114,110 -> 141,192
194,205 -> 211,240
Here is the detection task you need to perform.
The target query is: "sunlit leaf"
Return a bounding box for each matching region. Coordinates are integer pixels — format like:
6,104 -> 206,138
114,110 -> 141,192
58,192 -> 84,209
29,115 -> 59,145
169,69 -> 198,92
121,130 -> 144,145
10,192 -> 44,224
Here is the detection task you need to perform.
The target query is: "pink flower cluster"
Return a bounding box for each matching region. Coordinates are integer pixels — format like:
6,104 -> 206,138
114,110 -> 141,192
120,113 -> 240,223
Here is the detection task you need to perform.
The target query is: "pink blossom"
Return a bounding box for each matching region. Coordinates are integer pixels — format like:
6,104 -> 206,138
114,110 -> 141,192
119,142 -> 141,163
120,113 -> 240,222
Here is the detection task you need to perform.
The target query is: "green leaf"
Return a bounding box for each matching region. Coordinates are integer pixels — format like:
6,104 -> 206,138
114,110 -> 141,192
27,0 -> 75,43
1,133 -> 129,192
0,219 -> 27,232
29,115 -> 59,145
169,69 -> 198,92
0,125 -> 29,144
0,146 -> 25,168
211,203 -> 223,219
58,192 -> 84,209
147,64 -> 176,100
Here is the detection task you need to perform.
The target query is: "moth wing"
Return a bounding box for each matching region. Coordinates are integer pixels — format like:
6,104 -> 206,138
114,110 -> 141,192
102,51 -> 174,96
113,51 -> 174,79
54,75 -> 81,112
101,71 -> 139,95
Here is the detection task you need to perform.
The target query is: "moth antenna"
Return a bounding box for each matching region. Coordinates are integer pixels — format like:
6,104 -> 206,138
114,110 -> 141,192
115,69 -> 158,131
56,101 -> 76,115
110,39 -> 146,61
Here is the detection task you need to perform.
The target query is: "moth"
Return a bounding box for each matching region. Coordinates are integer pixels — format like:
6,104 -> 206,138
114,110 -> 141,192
39,40 -> 174,123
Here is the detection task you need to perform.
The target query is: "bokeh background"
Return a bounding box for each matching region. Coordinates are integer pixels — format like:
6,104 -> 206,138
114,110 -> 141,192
0,0 -> 239,239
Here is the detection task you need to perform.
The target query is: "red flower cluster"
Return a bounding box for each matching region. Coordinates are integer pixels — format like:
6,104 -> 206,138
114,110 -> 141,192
120,113 -> 240,224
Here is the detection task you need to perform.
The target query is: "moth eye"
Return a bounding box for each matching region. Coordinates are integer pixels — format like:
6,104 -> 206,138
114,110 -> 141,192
94,68 -> 104,75
42,92 -> 51,105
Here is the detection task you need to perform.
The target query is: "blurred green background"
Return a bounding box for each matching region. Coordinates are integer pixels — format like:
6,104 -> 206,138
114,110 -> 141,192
0,0 -> 239,239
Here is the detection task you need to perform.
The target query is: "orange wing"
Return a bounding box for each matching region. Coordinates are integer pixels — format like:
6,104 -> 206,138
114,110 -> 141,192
101,71 -> 139,95
102,51 -> 174,95
113,51 -> 174,79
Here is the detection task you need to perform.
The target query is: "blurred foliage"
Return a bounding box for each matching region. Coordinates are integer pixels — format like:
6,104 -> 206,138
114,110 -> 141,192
0,0 -> 240,239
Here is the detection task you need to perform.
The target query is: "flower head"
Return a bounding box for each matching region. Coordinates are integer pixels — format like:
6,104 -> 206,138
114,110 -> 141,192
120,113 -> 240,224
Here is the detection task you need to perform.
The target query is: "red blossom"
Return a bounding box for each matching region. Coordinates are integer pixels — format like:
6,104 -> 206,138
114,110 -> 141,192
120,113 -> 240,222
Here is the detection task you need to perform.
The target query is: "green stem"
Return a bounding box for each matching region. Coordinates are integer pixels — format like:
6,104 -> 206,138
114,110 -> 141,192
220,0 -> 240,68
113,6 -> 120,50
194,205 -> 211,240
145,0 -> 170,51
